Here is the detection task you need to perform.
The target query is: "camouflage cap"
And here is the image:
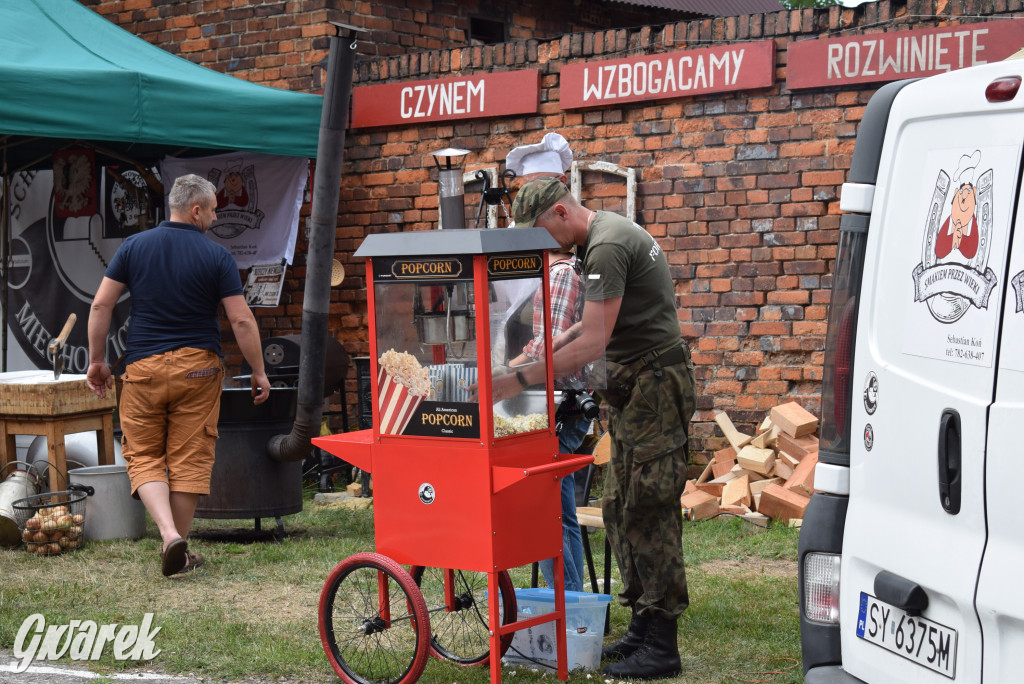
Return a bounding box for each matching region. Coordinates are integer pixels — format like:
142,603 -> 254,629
511,177 -> 569,228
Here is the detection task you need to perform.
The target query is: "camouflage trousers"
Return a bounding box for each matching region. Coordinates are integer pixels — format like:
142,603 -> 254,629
603,354 -> 696,620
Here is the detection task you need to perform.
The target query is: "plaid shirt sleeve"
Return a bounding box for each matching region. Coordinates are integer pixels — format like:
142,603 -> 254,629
522,259 -> 582,361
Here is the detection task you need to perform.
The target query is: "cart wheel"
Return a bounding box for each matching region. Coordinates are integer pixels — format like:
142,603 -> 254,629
319,552 -> 431,684
409,566 -> 517,666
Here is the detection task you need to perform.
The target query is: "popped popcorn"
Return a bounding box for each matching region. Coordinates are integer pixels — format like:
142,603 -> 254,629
494,413 -> 549,437
378,348 -> 431,397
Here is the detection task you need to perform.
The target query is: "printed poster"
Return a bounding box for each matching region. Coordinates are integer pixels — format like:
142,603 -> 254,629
160,152 -> 308,268
902,145 -> 1018,366
243,261 -> 287,307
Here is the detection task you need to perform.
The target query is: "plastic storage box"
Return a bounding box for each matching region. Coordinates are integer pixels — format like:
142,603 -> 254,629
505,588 -> 613,671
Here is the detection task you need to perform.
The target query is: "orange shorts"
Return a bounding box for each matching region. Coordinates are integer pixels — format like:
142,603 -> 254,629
118,347 -> 223,497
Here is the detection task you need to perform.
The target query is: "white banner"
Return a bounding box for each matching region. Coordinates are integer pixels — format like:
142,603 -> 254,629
160,152 -> 308,268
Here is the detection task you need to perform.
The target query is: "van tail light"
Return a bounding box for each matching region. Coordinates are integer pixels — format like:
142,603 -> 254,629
803,552 -> 841,624
819,215 -> 868,460
830,303 -> 856,437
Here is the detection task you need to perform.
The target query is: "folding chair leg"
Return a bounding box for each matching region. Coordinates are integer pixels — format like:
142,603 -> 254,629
582,529 -> 600,594
603,535 -> 613,634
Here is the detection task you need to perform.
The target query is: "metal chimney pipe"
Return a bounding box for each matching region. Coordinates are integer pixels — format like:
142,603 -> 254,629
268,24 -> 361,463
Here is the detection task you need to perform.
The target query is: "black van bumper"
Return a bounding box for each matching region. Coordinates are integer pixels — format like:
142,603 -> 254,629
805,666 -> 866,684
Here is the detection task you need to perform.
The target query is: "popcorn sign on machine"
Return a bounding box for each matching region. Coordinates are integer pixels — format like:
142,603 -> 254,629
314,227 -> 593,684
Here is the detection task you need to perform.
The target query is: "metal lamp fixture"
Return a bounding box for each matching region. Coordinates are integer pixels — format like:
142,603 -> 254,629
431,147 -> 470,230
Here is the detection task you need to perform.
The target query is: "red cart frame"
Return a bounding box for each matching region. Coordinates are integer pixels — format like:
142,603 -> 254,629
315,228 -> 591,684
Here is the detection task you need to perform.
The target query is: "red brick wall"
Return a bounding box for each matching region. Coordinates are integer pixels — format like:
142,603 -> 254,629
81,0 -> 1024,454
81,0 -> 694,90
333,0 -> 1024,454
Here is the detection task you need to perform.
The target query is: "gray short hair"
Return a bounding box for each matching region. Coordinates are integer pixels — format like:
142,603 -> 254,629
168,174 -> 216,213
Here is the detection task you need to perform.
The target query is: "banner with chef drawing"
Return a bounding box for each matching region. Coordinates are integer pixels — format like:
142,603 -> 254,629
903,146 -> 1016,367
160,152 -> 308,269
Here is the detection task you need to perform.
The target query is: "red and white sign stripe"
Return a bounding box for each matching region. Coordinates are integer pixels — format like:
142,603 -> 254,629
377,368 -> 424,435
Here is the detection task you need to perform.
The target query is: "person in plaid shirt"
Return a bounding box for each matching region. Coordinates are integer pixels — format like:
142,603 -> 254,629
508,244 -> 591,593
506,131 -> 593,594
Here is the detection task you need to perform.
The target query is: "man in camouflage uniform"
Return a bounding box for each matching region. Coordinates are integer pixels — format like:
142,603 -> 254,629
499,178 -> 696,680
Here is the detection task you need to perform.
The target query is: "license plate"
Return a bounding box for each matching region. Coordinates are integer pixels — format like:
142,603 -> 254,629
856,593 -> 958,678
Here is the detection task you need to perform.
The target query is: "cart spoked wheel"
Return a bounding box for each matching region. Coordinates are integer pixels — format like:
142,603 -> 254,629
319,552 -> 431,684
409,566 -> 517,666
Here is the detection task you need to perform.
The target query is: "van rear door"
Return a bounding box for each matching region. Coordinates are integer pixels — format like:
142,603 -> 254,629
842,63 -> 1024,683
976,136 -> 1024,681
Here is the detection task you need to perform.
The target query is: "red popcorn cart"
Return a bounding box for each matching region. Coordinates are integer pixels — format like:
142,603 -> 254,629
314,227 -> 592,684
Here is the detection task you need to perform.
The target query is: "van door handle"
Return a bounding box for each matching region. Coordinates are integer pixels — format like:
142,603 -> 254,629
875,570 -> 929,615
937,409 -> 961,515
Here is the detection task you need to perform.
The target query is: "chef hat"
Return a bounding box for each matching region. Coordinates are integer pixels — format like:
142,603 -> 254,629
506,132 -> 573,177
953,150 -> 981,187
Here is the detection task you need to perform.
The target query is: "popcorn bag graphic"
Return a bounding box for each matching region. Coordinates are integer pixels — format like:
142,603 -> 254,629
451,365 -> 477,403
377,349 -> 431,435
427,363 -> 479,403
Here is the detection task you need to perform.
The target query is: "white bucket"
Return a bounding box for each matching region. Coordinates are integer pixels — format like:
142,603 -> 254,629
68,465 -> 146,541
27,432 -> 125,472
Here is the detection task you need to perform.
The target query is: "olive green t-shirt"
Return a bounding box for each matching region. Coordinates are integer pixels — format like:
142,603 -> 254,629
582,211 -> 680,363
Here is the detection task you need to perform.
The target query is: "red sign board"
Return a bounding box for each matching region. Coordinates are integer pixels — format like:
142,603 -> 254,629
351,70 -> 540,128
787,19 -> 1024,90
560,40 -> 775,109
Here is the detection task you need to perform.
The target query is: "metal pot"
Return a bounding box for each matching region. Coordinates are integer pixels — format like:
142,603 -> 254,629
416,313 -> 449,345
69,465 -> 145,541
0,461 -> 40,547
495,389 -> 558,418
450,312 -> 475,342
194,388 -> 302,520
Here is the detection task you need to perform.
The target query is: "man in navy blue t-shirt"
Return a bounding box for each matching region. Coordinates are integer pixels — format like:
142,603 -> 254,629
86,174 -> 270,577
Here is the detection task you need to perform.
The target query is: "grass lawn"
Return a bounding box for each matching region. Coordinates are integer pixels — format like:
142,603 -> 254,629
0,488 -> 802,683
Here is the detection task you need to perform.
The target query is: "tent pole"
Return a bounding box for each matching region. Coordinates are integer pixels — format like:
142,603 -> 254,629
2,146 -> 8,372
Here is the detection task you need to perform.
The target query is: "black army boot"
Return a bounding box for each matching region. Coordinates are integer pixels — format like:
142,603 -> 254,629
601,615 -> 681,680
601,607 -> 650,662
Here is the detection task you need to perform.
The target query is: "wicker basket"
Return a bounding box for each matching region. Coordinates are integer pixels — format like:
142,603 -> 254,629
12,487 -> 89,556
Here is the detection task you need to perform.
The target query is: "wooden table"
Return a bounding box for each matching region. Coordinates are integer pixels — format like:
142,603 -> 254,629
0,372 -> 116,493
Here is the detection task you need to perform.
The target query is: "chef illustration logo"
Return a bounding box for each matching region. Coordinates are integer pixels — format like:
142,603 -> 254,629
418,483 -> 436,505
206,159 -> 264,239
106,168 -> 153,239
863,372 -> 878,415
911,150 -> 999,323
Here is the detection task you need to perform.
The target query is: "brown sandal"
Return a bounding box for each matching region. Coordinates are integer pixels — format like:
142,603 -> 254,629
170,550 -> 206,576
166,548 -> 204,573
160,538 -> 187,577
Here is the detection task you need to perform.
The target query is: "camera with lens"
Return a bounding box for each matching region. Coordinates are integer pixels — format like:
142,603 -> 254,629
558,376 -> 599,421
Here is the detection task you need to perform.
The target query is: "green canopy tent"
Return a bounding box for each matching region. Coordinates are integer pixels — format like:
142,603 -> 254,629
0,0 -> 325,371
0,0 -> 323,170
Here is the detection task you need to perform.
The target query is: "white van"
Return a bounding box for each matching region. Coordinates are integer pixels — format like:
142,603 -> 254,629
799,60 -> 1024,683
